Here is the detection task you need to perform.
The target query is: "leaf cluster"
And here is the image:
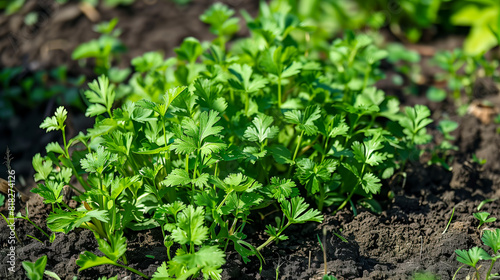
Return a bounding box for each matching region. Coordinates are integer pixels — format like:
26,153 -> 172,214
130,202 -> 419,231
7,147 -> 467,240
33,2 -> 436,279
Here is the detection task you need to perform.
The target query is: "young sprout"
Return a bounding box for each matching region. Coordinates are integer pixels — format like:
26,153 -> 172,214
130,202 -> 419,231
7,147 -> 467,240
474,212 -> 497,229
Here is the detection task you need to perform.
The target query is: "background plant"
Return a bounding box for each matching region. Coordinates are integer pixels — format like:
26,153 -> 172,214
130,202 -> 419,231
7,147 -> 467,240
0,66 -> 85,120
72,18 -> 130,84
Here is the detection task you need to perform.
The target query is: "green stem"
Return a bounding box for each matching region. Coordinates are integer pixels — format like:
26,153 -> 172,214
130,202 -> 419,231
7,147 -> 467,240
19,217 -> 50,239
67,182 -> 84,195
277,77 -> 282,108
67,152 -> 90,191
318,187 -> 325,212
334,183 -> 359,214
348,46 -> 359,67
166,244 -> 172,261
122,254 -> 128,266
62,127 -> 69,158
292,131 -> 304,163
287,130 -> 304,178
257,221 -> 291,251
245,91 -> 249,115
487,260 -> 496,279
62,127 -> 88,192
321,136 -> 330,162
362,66 -> 371,90
334,164 -> 366,214
219,34 -> 226,52
214,161 -> 219,179
166,151 -> 172,173
191,156 -> 198,204
216,190 -> 233,213
162,118 -> 168,149
228,218 -> 238,236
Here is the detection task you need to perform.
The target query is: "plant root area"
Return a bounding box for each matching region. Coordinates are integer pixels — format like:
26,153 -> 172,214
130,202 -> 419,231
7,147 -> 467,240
1,0 -> 500,279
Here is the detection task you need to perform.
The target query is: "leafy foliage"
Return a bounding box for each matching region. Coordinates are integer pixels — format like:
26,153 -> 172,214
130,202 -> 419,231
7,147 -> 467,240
33,2 -> 435,279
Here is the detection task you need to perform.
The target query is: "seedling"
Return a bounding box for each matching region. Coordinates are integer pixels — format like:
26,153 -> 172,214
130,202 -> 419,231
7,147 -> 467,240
472,154 -> 487,166
22,255 -> 61,280
474,212 -> 497,229
428,120 -> 459,171
431,49 -> 500,112
455,229 -> 500,280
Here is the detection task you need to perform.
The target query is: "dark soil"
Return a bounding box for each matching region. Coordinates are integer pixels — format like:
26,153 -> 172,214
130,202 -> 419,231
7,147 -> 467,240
2,1 -> 500,280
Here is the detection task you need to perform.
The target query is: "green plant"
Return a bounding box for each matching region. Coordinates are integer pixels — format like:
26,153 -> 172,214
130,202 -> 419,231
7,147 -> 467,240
0,0 -> 25,14
431,49 -> 500,111
442,206 -> 455,235
455,229 -> 500,279
0,66 -> 85,120
24,12 -> 38,26
472,154 -> 487,166
22,255 -> 61,280
200,2 -> 240,52
32,2 -> 435,278
386,43 -> 422,90
474,212 -> 497,229
354,0 -> 443,42
428,120 -> 458,171
268,0 -> 441,46
451,0 -> 500,55
72,18 -> 130,83
431,49 -> 469,104
15,204 -> 56,244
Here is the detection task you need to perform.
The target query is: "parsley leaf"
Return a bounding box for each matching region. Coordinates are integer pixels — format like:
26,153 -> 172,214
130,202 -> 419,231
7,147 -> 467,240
172,110 -> 227,156
40,106 -> 67,132
285,105 -> 322,136
244,115 -> 279,143
84,75 -> 115,117
171,205 -> 209,246
281,196 -> 323,224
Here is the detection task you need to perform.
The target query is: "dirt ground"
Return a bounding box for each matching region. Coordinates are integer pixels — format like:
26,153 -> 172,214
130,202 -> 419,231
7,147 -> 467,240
1,1 -> 500,279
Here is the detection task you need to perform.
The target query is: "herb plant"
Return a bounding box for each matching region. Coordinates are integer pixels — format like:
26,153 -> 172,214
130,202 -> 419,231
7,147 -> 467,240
455,229 -> 500,280
474,212 -> 497,229
430,49 -> 500,112
427,120 -> 458,171
72,18 -> 130,83
22,255 -> 61,280
32,2 -> 434,278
